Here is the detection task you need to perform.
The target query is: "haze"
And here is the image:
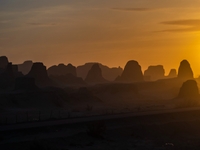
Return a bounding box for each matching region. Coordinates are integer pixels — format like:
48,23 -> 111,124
1,0 -> 200,76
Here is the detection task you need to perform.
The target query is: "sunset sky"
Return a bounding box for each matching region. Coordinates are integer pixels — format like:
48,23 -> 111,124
1,0 -> 200,76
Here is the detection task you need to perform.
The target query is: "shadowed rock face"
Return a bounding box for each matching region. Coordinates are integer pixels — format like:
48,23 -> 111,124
77,63 -> 123,81
18,61 -> 33,75
27,62 -> 49,82
144,65 -> 165,81
0,56 -> 9,69
168,69 -> 177,78
178,60 -> 193,79
85,64 -> 107,83
15,77 -> 38,91
12,65 -> 18,75
116,60 -> 143,82
178,80 -> 199,98
47,63 -> 77,76
12,65 -> 23,78
0,63 -> 15,89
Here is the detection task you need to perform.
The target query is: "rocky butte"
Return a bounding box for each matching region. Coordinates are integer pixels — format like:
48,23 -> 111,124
85,63 -> 107,83
27,62 -> 50,84
0,56 -> 9,69
116,60 -> 144,82
178,80 -> 199,98
144,65 -> 165,81
167,69 -> 177,78
177,60 -> 194,79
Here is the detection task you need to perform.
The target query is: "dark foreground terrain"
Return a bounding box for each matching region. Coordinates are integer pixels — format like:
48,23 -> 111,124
1,108 -> 200,150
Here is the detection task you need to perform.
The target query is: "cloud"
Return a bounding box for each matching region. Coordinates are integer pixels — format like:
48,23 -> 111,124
27,22 -> 57,27
161,19 -> 200,26
111,8 -> 155,12
159,19 -> 200,32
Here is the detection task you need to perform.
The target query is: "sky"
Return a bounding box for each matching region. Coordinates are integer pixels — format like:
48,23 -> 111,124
1,0 -> 200,76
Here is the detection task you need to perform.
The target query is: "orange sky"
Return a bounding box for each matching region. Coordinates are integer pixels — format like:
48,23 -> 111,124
1,0 -> 200,76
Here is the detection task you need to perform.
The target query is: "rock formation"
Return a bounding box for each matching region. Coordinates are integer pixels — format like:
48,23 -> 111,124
0,62 -> 15,89
18,60 -> 33,75
6,62 -> 14,79
15,77 -> 38,91
85,64 -> 107,83
178,80 -> 199,98
144,65 -> 165,81
77,63 -> 123,81
0,56 -> 9,69
47,63 -> 77,76
177,60 -> 193,79
12,65 -> 23,78
12,65 -> 18,75
27,62 -> 50,83
116,60 -> 143,82
167,69 -> 177,78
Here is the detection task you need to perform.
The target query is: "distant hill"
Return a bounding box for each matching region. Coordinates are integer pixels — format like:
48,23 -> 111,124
77,63 -> 123,81
47,63 -> 77,76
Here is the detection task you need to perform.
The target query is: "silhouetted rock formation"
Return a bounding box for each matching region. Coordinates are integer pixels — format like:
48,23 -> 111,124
167,69 -> 177,78
0,56 -> 9,69
143,75 -> 151,81
12,64 -> 23,78
0,62 -> 15,89
177,60 -> 193,79
6,62 -> 14,79
85,64 -> 107,83
27,62 -> 51,85
77,63 -> 123,81
144,65 -> 165,81
116,60 -> 143,82
178,80 -> 199,98
47,63 -> 77,76
50,74 -> 86,86
18,61 -> 33,75
12,65 -> 18,75
15,77 -> 38,91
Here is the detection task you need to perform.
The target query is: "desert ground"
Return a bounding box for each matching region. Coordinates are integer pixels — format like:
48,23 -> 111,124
1,108 -> 200,150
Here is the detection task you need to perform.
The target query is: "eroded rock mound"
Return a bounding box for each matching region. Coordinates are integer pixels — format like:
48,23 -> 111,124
0,56 -> 9,69
85,64 -> 107,83
18,61 -> 33,75
0,63 -> 15,89
167,69 -> 177,78
48,63 -> 77,76
178,80 -> 199,98
116,60 -> 143,82
144,65 -> 165,81
178,60 -> 193,79
27,62 -> 50,83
